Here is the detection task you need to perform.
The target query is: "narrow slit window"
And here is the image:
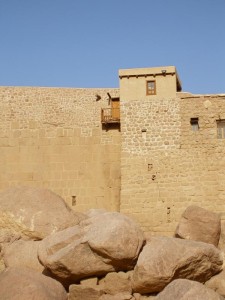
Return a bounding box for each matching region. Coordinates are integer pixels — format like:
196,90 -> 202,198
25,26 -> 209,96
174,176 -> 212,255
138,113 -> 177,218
72,196 -> 76,206
190,118 -> 199,131
141,129 -> 147,140
217,120 -> 225,139
146,80 -> 156,95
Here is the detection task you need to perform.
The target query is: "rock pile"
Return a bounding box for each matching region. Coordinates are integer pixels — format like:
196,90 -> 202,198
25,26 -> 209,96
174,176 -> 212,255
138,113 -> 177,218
0,186 -> 225,299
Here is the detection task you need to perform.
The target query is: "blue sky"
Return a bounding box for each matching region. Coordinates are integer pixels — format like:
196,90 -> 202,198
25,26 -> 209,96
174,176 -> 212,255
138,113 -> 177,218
0,0 -> 224,94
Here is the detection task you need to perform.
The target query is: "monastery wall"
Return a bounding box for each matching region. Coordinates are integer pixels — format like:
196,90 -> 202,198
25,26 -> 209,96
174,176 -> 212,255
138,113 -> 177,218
0,86 -> 121,212
1,68 -> 225,235
120,93 -> 225,235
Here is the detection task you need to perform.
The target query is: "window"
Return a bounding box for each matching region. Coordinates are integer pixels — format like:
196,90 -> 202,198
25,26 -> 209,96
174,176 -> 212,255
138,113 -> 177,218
217,120 -> 225,138
190,118 -> 199,131
146,80 -> 156,95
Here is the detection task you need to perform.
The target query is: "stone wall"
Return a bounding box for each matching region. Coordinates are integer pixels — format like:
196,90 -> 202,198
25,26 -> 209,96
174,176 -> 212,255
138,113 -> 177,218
0,86 -> 121,212
1,83 -> 225,235
120,93 -> 225,234
178,93 -> 225,221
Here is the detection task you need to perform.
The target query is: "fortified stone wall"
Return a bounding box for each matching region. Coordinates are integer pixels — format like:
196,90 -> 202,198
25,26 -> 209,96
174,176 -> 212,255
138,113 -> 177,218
120,93 -> 225,234
179,93 -> 225,221
0,86 -> 121,212
1,82 -> 225,235
120,96 -> 181,233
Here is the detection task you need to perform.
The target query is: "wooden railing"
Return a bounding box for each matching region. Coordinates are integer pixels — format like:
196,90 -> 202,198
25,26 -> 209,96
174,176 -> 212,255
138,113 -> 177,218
101,108 -> 120,124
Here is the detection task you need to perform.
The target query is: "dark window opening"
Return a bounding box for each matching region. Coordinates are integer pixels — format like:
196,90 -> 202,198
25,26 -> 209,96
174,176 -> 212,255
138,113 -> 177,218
72,196 -> 76,206
217,120 -> 225,139
190,118 -> 199,131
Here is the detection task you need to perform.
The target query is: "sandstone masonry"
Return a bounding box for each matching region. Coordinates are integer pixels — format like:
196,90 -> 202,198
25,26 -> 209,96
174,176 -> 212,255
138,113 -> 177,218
1,66 -> 225,235
0,87 -> 120,212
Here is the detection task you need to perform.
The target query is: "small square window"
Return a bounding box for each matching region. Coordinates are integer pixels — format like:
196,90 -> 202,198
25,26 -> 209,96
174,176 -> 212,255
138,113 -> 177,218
146,81 -> 156,95
190,118 -> 199,131
217,120 -> 225,138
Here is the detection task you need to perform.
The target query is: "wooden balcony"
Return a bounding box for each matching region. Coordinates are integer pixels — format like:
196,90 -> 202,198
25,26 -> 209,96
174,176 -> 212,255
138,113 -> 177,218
101,108 -> 120,124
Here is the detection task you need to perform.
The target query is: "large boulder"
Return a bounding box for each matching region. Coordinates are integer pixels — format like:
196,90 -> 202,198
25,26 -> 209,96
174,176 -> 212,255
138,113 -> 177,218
38,212 -> 145,284
175,205 -> 221,246
3,239 -> 44,272
0,267 -> 67,300
82,212 -> 144,266
155,279 -> 224,300
0,186 -> 86,240
132,236 -> 223,294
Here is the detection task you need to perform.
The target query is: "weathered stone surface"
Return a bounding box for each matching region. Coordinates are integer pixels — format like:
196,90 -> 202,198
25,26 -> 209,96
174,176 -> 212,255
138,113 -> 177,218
175,205 -> 221,246
85,209 -> 108,218
100,293 -> 134,300
80,277 -> 99,287
38,212 -> 145,283
39,226 -> 115,285
0,231 -> 21,272
69,284 -> 104,300
99,271 -> 132,295
133,293 -> 156,300
3,239 -> 44,272
0,267 -> 67,300
155,279 -> 224,300
0,186 -> 85,240
133,294 -> 144,300
219,220 -> 225,251
205,269 -> 225,297
132,236 -> 223,294
0,256 -> 4,272
82,212 -> 144,265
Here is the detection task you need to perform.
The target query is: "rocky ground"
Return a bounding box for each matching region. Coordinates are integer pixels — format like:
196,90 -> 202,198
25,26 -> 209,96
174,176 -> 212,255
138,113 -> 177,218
0,186 -> 225,299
